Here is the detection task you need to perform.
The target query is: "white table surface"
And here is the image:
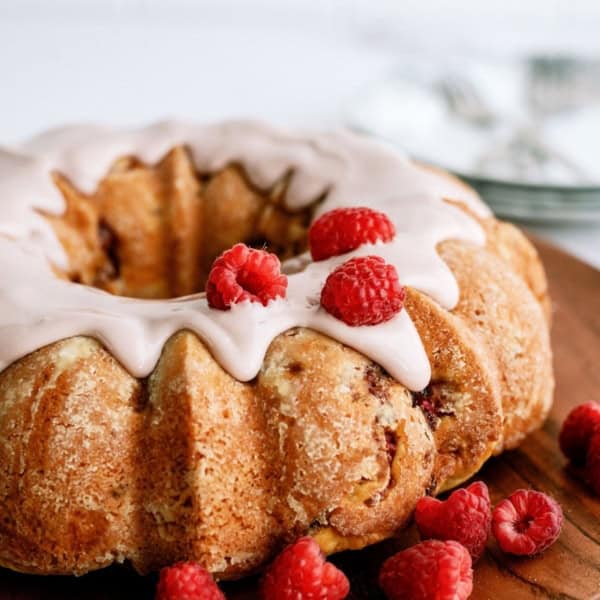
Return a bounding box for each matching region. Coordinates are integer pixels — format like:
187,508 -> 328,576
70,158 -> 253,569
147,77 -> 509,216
0,0 -> 599,269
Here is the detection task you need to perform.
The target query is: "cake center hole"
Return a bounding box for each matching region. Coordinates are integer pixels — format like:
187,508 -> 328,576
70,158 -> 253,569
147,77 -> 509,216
45,146 -> 319,300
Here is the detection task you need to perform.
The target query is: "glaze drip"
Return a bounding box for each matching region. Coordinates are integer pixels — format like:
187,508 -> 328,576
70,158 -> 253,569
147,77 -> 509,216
0,121 -> 488,391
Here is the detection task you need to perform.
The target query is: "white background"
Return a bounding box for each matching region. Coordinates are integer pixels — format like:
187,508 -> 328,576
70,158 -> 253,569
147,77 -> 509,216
1,0 -> 599,266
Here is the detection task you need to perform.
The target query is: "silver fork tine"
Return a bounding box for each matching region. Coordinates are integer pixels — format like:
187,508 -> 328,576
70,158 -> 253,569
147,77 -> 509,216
437,74 -> 495,127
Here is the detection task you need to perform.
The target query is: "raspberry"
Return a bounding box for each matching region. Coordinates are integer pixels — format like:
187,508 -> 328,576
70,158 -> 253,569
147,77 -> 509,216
559,401 -> 600,464
320,256 -> 405,326
155,561 -> 224,600
309,207 -> 396,261
378,540 -> 473,600
492,489 -> 563,555
415,481 -> 492,560
206,243 -> 287,310
585,427 -> 600,496
262,536 -> 349,600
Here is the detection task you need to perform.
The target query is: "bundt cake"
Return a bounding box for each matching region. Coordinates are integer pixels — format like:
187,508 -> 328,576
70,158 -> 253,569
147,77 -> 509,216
0,121 -> 553,580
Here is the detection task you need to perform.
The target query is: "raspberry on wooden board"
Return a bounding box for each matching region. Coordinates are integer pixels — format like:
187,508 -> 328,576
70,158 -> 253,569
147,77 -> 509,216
415,481 -> 492,560
559,401 -> 600,464
492,489 -> 563,556
586,429 -> 600,496
262,537 -> 350,600
378,539 -> 473,600
155,561 -> 224,600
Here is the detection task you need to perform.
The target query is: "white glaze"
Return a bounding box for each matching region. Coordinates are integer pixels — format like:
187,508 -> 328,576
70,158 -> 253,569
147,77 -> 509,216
0,120 -> 489,391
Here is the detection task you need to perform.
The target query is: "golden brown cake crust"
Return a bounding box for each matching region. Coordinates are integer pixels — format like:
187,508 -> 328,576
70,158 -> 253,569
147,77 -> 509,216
0,146 -> 553,578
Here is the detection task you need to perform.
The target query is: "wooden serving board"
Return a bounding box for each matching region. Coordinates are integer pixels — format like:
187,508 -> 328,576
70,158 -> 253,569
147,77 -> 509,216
1,239 -> 599,600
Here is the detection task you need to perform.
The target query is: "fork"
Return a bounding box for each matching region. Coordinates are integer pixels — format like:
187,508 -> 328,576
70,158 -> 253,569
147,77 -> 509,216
436,74 -> 496,127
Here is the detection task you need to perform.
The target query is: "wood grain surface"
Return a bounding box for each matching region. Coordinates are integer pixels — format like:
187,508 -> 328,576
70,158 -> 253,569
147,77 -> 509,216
1,239 -> 598,600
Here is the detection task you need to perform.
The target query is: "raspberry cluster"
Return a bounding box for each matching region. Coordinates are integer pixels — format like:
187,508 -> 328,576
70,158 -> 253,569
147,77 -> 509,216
154,481 -> 564,600
207,208 -> 405,326
309,207 -> 405,326
415,480 -> 562,559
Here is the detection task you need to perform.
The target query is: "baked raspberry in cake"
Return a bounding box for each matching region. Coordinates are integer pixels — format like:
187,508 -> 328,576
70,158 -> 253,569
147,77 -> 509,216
0,121 -> 553,578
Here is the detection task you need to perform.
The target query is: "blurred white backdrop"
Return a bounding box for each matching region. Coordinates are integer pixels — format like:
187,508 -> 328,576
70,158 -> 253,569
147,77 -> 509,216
1,0 -> 599,264
3,0 -> 600,141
